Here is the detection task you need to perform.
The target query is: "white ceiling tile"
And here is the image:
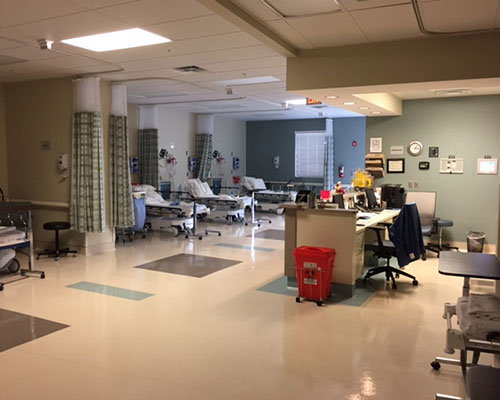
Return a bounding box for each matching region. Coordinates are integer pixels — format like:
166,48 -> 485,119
351,4 -> 425,42
287,13 -> 368,47
264,20 -> 316,49
0,45 -> 60,61
0,0 -> 84,29
37,55 -> 104,68
179,32 -> 262,51
207,45 -> 279,61
146,15 -> 239,41
64,0 -> 139,9
232,0 -> 281,21
263,0 -> 341,17
96,0 -> 213,26
341,0 -> 411,12
420,0 -> 499,32
0,38 -> 22,50
203,56 -> 285,73
7,12 -> 131,42
95,42 -> 201,63
120,53 -> 221,72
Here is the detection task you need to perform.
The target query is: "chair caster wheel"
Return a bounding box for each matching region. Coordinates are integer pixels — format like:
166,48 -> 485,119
245,223 -> 248,226
392,282 -> 397,289
0,285 -> 3,291
422,254 -> 427,261
218,233 -> 221,236
296,297 -> 301,303
185,235 -> 189,239
316,301 -> 323,307
257,224 -> 261,227
395,273 -> 400,278
412,280 -> 419,286
430,361 -> 441,371
268,221 -> 272,224
198,237 -> 202,240
41,273 -> 45,279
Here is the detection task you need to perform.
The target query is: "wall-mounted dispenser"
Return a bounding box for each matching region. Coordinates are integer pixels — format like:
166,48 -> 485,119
232,156 -> 240,170
57,153 -> 69,179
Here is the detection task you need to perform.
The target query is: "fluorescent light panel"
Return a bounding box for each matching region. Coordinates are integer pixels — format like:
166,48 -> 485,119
216,76 -> 281,86
61,28 -> 170,52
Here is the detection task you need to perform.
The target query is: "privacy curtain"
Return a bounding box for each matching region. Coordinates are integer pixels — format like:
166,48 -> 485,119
138,106 -> 159,188
70,77 -> 105,233
323,119 -> 334,190
110,84 -> 134,228
196,133 -> 213,181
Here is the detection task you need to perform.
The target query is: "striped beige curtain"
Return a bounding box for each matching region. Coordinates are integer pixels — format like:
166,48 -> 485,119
110,115 -> 134,228
70,112 -> 105,232
196,133 -> 212,181
138,128 -> 159,187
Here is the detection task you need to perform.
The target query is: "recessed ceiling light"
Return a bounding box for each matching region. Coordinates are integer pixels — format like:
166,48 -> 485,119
325,95 -> 338,99
343,101 -> 355,106
61,28 -> 170,52
285,98 -> 307,106
358,106 -> 369,110
371,111 -> 381,115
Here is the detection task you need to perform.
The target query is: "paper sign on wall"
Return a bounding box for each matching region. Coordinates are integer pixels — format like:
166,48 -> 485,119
370,137 -> 382,153
390,145 -> 404,155
440,158 -> 464,174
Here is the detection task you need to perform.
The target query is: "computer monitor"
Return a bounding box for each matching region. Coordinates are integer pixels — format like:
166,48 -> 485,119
365,188 -> 378,209
332,194 -> 345,209
381,184 -> 406,209
295,190 -> 311,203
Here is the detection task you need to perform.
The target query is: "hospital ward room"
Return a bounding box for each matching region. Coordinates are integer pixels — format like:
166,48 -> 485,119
1,2 -> 500,398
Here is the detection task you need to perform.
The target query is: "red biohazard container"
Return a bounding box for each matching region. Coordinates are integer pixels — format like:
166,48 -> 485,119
293,246 -> 336,306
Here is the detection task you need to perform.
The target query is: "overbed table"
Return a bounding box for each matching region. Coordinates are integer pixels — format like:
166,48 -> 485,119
438,252 -> 500,296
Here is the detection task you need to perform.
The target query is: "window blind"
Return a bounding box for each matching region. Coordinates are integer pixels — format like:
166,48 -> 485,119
295,131 -> 326,178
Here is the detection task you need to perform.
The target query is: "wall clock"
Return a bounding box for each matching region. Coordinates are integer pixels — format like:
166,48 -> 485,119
408,141 -> 423,156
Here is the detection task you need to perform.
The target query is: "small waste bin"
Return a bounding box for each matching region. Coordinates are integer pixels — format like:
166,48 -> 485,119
467,231 -> 486,253
293,246 -> 336,306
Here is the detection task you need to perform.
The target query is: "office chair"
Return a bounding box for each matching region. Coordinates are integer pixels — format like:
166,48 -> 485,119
364,203 -> 423,289
405,191 -> 458,258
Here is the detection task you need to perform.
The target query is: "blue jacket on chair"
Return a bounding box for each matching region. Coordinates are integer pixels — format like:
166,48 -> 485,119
389,203 -> 425,267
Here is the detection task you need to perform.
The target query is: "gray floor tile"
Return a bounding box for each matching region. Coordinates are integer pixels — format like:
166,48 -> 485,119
0,309 -> 69,353
135,253 -> 241,278
247,229 -> 285,241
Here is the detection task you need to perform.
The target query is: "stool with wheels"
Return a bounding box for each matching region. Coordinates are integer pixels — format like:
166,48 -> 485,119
37,221 -> 77,261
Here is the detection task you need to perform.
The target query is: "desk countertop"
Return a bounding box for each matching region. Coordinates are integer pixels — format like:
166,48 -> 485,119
439,252 -> 500,280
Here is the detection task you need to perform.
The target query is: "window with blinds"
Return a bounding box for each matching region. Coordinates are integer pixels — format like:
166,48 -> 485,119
294,131 -> 326,178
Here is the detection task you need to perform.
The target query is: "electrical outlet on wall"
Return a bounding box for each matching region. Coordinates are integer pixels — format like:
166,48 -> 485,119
408,182 -> 414,189
414,182 -> 419,189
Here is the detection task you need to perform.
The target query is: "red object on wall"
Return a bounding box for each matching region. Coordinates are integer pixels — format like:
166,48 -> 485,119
352,140 -> 358,147
233,176 -> 241,184
294,246 -> 336,306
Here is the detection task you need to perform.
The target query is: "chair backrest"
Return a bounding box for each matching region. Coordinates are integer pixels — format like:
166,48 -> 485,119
405,191 -> 436,227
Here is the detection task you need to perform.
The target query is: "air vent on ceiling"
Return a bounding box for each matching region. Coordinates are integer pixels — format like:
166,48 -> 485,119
0,54 -> 26,66
173,65 -> 207,73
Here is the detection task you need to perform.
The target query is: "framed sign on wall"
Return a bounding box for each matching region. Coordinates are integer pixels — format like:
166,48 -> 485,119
369,137 -> 382,153
387,158 -> 405,173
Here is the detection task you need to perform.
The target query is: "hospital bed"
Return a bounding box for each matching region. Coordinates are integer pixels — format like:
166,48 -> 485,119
180,179 -> 251,224
133,185 -> 209,236
240,176 -> 297,214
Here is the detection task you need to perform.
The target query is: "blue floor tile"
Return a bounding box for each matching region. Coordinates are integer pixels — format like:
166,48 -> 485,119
67,281 -> 154,301
215,243 -> 275,252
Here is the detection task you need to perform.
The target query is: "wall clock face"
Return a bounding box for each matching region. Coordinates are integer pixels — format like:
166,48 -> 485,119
408,141 -> 423,156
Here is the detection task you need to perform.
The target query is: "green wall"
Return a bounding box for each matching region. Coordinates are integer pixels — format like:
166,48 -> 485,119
367,95 -> 500,246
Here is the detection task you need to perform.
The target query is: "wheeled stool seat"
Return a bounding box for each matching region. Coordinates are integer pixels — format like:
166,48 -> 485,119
37,221 -> 77,261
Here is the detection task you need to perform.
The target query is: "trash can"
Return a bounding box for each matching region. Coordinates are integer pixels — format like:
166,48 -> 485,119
293,246 -> 336,306
467,231 -> 486,253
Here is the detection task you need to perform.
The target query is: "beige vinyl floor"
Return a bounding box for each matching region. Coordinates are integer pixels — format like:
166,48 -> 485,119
0,214 -> 481,399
